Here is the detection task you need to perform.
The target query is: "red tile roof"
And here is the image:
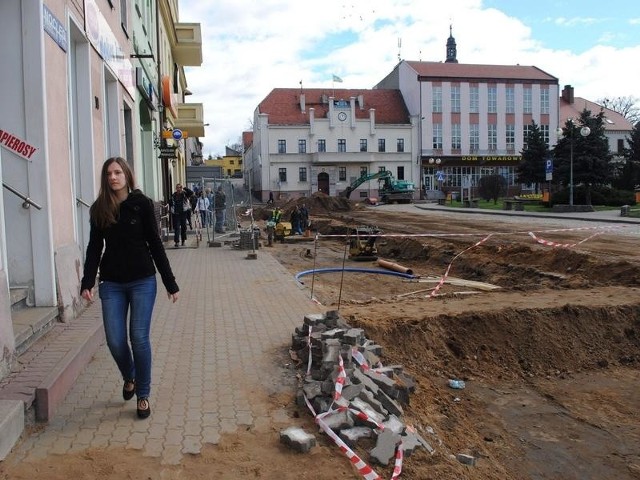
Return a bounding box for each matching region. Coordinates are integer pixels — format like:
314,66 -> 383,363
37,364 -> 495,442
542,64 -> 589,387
258,88 -> 411,125
406,61 -> 558,83
560,97 -> 633,132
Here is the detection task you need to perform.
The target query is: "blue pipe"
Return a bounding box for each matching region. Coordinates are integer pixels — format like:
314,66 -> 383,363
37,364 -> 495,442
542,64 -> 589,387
295,267 -> 415,282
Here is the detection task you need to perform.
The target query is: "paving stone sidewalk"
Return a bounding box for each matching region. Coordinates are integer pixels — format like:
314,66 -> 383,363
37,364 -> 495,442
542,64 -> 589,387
4,240 -> 323,465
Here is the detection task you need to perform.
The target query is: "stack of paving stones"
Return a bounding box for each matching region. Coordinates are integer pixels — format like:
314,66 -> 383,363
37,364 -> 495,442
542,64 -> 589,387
284,310 -> 435,466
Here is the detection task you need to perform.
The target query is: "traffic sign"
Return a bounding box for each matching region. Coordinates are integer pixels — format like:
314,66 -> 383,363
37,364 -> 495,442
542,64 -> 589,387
436,171 -> 445,182
161,129 -> 189,139
545,158 -> 553,181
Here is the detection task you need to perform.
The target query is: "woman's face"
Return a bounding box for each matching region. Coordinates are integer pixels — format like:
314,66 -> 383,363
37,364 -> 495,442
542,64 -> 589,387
107,162 -> 128,194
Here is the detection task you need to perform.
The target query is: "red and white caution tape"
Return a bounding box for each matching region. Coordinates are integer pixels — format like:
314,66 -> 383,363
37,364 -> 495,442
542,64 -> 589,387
528,230 -> 603,248
333,353 -> 346,401
429,233 -> 493,298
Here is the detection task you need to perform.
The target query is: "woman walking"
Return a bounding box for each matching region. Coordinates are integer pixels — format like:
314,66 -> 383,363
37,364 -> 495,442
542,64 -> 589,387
81,157 -> 179,419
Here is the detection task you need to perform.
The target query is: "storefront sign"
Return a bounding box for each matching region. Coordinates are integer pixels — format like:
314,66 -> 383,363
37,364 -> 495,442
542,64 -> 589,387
0,129 -> 38,161
461,155 -> 522,162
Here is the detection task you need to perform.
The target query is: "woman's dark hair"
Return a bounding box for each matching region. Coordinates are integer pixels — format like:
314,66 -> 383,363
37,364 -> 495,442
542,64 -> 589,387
89,157 -> 136,229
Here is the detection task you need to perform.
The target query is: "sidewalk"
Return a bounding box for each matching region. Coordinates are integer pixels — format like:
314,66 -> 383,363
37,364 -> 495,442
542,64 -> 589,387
0,236 -> 323,465
413,201 -> 640,225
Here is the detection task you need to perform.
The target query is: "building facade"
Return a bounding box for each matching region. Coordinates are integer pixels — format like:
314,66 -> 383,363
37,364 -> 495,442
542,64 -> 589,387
0,0 -> 202,380
247,88 -> 418,202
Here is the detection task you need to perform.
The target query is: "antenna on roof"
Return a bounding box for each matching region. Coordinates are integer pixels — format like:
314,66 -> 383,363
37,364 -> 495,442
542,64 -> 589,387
398,37 -> 402,62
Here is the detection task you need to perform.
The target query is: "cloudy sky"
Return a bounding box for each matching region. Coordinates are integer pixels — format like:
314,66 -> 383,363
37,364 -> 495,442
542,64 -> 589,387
178,0 -> 640,157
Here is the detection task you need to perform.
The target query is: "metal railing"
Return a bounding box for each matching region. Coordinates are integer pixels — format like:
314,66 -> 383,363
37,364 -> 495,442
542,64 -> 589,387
2,182 -> 42,210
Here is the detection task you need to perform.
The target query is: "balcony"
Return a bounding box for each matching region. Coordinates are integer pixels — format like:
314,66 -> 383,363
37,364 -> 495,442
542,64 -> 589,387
172,23 -> 202,66
174,103 -> 205,137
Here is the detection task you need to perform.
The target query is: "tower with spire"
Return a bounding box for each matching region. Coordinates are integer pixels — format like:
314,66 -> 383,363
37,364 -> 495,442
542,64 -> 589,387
445,25 -> 458,63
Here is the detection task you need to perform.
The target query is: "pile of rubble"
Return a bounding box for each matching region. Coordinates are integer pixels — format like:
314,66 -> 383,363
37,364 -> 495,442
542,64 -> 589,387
282,310 -> 435,469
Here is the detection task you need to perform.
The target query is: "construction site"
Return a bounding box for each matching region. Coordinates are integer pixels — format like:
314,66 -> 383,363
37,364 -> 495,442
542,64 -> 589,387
0,193 -> 638,480
254,194 -> 640,479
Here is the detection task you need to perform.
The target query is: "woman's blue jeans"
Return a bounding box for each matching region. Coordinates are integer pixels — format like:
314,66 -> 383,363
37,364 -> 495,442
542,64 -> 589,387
99,275 -> 157,399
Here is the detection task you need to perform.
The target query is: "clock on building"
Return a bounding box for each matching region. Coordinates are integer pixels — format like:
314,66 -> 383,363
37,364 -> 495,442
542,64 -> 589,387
338,111 -> 347,121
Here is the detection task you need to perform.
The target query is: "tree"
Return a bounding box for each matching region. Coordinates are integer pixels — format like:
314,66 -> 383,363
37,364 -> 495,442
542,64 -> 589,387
478,174 -> 507,204
517,121 -> 551,193
553,109 -> 612,205
597,96 -> 640,125
616,121 -> 640,190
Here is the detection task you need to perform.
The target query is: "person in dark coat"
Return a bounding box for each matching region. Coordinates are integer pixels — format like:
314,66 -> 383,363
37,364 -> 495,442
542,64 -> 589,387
170,184 -> 193,247
81,157 -> 179,420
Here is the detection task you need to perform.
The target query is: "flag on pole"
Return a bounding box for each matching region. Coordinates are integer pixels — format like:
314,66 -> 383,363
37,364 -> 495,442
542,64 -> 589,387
332,74 -> 343,83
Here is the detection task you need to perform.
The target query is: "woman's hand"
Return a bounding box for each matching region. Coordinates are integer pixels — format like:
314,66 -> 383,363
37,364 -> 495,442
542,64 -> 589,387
168,292 -> 179,303
81,289 -> 93,302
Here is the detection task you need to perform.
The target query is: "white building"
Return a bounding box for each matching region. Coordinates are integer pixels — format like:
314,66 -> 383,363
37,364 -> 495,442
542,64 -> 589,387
246,88 -> 418,202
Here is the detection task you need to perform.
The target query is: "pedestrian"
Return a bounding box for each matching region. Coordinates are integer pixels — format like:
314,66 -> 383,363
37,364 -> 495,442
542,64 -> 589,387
80,157 -> 179,420
299,203 -> 309,233
290,205 -> 303,235
169,183 -> 193,247
195,190 -> 210,227
214,185 -> 226,233
267,191 -> 274,205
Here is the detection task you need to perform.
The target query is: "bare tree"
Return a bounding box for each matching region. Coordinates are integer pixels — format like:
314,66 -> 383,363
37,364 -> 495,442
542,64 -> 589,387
597,96 -> 640,125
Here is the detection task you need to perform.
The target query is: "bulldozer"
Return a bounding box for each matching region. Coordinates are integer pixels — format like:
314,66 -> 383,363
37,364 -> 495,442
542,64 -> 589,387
348,226 -> 380,261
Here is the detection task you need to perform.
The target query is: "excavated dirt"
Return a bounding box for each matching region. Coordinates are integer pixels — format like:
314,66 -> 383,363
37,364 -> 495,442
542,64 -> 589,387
258,193 -> 640,479
2,193 -> 639,480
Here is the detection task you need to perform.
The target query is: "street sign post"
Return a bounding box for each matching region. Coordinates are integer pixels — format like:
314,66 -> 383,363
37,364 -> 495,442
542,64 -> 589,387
545,158 -> 553,181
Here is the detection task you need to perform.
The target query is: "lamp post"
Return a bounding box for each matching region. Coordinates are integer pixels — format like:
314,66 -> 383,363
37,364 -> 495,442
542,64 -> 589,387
556,120 -> 590,207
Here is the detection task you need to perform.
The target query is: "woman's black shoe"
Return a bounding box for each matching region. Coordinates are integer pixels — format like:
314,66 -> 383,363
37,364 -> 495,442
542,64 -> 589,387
123,379 -> 135,401
137,397 -> 151,419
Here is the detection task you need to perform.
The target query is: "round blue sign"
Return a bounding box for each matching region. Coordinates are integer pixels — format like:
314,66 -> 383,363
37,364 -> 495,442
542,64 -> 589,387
172,129 -> 183,140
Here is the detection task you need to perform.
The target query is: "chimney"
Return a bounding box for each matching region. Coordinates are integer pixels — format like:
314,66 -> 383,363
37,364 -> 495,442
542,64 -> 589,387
300,93 -> 306,112
562,85 -> 574,104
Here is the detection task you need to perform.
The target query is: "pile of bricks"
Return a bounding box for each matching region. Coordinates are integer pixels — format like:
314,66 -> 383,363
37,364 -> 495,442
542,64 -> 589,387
286,310 -> 435,466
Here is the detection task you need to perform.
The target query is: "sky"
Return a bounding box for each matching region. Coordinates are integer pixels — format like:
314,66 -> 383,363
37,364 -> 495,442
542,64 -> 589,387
178,0 -> 640,157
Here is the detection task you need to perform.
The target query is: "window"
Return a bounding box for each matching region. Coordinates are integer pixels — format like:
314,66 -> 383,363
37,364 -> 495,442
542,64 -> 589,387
540,88 -> 549,114
540,124 -> 549,145
360,166 -> 368,177
278,168 -> 287,182
523,88 -> 532,114
360,139 -> 367,152
506,124 -> 515,151
618,138 -> 625,154
523,124 -> 533,148
397,166 -> 405,180
339,166 -> 347,181
432,86 -> 442,113
299,167 -> 307,182
338,139 -> 346,153
506,87 -> 514,114
470,86 -> 479,113
451,86 -> 460,113
120,0 -> 128,34
378,166 -> 386,173
378,138 -> 386,152
488,86 -> 497,113
298,139 -> 306,153
432,124 -> 442,149
488,124 -> 497,151
451,123 -> 461,150
469,124 -> 479,152
278,140 -> 286,154
397,138 -> 404,152
317,139 -> 326,152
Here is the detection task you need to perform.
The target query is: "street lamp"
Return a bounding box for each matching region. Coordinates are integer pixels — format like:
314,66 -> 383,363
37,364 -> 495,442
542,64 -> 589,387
556,120 -> 590,207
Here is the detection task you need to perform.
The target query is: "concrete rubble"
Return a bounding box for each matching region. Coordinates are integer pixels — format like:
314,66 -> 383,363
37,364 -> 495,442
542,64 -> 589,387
287,310 -> 435,467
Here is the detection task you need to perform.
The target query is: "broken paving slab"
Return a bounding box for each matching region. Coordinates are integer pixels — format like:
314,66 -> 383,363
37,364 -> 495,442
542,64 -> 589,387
279,427 -> 317,453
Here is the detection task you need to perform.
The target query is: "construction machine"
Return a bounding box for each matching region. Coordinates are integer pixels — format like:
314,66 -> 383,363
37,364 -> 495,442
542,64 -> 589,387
348,226 -> 381,261
342,171 -> 415,203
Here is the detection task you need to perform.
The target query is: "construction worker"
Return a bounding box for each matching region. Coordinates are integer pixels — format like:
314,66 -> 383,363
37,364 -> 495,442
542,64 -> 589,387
265,207 -> 281,246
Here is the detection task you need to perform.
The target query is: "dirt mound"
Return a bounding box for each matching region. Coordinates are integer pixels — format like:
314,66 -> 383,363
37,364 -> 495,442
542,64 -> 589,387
253,192 -> 359,221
